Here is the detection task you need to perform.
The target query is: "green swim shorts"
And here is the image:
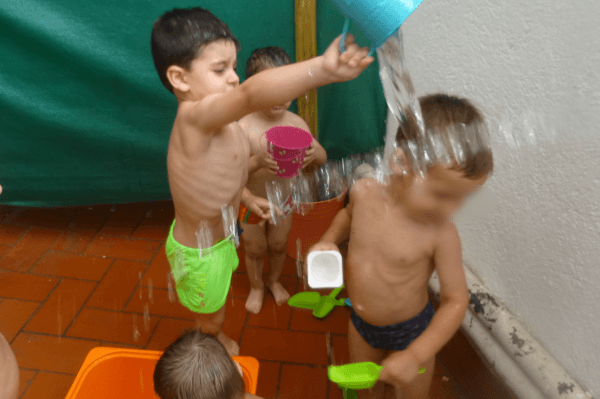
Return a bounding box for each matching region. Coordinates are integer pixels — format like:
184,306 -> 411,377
165,220 -> 238,314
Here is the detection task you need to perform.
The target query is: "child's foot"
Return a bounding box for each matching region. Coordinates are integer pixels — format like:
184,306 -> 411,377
268,281 -> 290,306
245,287 -> 265,314
217,331 -> 240,356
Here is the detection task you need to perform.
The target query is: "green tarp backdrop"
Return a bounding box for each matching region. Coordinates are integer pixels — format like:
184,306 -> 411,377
0,1 -> 386,207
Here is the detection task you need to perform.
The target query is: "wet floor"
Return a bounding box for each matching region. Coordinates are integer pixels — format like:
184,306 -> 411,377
0,200 -> 512,398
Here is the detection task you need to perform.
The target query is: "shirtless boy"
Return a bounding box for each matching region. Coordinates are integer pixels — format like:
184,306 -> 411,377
151,7 -> 373,355
238,47 -> 327,313
308,94 -> 493,398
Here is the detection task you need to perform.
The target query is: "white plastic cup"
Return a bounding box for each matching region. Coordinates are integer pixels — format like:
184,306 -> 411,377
307,250 -> 343,289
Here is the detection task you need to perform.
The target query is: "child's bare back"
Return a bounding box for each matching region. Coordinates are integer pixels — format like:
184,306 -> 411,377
168,111 -> 250,248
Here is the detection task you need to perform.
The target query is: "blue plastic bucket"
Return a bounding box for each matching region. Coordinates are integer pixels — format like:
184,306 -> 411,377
330,0 -> 424,54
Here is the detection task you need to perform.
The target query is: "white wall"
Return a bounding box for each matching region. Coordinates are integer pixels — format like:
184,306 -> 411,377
399,0 -> 600,396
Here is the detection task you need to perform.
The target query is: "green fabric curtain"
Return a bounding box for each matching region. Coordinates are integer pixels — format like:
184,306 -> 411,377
0,1 -> 385,207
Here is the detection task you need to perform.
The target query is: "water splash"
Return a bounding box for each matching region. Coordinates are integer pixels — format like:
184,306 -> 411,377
296,239 -> 303,279
57,298 -> 62,343
378,28 -> 427,176
132,315 -> 140,342
147,279 -> 154,304
138,271 -> 143,300
167,274 -> 177,302
222,204 -> 239,247
265,180 -> 287,225
143,303 -> 150,332
196,221 -> 214,258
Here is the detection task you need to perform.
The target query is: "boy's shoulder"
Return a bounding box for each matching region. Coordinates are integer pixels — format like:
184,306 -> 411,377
349,177 -> 380,202
284,111 -> 310,130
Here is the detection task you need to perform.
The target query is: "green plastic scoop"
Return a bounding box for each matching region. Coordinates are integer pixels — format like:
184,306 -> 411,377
287,291 -> 322,309
313,285 -> 345,318
328,362 -> 383,390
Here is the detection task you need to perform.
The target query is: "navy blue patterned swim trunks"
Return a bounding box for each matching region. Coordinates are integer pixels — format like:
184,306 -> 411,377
350,301 -> 435,351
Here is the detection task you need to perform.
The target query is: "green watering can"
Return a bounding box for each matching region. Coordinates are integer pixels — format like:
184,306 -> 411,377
287,285 -> 346,318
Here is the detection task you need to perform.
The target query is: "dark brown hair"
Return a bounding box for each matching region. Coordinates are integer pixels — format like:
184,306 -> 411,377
396,94 -> 493,179
153,330 -> 245,399
246,46 -> 292,79
151,7 -> 241,93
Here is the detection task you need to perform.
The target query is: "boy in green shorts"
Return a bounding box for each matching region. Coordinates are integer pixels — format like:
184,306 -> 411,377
151,7 -> 373,355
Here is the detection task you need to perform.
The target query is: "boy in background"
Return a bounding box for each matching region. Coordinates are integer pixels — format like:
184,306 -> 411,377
151,7 -> 373,355
308,94 -> 493,398
239,47 -> 327,313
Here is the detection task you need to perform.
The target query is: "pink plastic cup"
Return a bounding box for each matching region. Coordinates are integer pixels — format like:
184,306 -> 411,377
263,126 -> 313,178
274,156 -> 305,178
266,126 -> 313,160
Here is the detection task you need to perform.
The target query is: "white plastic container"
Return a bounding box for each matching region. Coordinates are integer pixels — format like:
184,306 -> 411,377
307,250 -> 344,289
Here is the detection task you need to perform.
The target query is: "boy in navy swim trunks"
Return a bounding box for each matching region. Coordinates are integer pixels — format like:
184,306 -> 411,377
308,94 -> 493,398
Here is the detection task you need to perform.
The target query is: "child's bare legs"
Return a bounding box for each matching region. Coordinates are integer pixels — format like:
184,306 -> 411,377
348,319 -> 388,399
389,356 -> 435,399
194,305 -> 240,356
349,318 -> 435,399
265,214 -> 292,305
242,214 -> 292,313
242,221 -> 267,313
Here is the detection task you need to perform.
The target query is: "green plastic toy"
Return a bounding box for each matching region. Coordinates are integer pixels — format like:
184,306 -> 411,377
328,362 -> 383,390
287,286 -> 346,318
329,362 -> 427,390
342,388 -> 358,399
287,291 -> 321,309
312,286 -> 345,318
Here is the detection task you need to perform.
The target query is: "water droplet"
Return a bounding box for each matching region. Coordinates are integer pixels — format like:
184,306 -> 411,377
167,274 -> 177,303
143,304 -> 150,332
133,315 -> 140,342
148,279 -> 154,304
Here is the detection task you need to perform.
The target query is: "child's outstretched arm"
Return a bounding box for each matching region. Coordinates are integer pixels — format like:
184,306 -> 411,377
379,224 -> 469,386
193,35 -> 374,133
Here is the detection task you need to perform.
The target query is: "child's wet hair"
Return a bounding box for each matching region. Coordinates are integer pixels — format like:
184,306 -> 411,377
246,47 -> 292,79
151,7 -> 241,93
396,94 -> 493,179
153,330 -> 245,399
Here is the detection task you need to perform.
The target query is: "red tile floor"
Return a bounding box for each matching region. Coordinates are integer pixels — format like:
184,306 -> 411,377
0,201 -> 514,399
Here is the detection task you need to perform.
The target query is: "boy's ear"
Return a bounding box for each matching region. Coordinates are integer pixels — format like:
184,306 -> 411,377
166,65 -> 189,93
389,147 -> 410,176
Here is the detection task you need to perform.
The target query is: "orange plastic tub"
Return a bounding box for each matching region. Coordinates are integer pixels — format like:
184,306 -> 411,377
286,190 -> 347,260
65,347 -> 258,399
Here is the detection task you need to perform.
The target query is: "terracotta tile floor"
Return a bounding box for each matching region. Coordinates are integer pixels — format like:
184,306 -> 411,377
0,201 -> 513,399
